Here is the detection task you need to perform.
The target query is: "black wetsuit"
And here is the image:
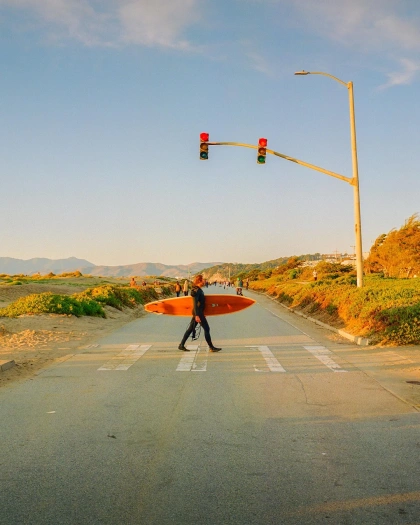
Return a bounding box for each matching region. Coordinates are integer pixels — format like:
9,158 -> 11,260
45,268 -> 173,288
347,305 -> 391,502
180,285 -> 214,348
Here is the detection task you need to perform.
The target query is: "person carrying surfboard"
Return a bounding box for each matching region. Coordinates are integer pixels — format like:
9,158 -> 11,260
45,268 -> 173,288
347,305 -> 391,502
178,274 -> 222,353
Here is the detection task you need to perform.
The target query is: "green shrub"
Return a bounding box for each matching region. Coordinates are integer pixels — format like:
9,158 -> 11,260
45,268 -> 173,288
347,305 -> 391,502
75,285 -> 128,310
375,304 -> 420,345
0,292 -> 105,318
160,285 -> 174,297
74,284 -> 160,310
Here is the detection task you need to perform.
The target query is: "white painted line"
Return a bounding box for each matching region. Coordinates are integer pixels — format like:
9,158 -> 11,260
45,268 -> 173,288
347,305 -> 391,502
262,306 -> 313,338
98,344 -> 151,371
303,345 -> 347,372
176,345 -> 199,371
247,346 -> 286,372
192,346 -> 208,372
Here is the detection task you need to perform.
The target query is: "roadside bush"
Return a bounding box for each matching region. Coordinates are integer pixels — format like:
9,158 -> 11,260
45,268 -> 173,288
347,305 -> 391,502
75,285 -> 129,310
250,274 -> 420,345
375,304 -> 420,345
0,292 -> 105,318
160,285 -> 174,297
74,284 -> 161,310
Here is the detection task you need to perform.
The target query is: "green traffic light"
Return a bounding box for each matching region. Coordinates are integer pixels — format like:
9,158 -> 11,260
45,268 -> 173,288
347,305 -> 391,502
200,152 -> 208,160
257,156 -> 266,164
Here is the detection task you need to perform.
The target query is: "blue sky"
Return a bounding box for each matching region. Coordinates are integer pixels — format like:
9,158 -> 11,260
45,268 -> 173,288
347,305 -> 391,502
1,0 -> 419,266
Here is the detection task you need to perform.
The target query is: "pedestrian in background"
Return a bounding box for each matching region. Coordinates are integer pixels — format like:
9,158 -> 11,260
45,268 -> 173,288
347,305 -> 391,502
183,279 -> 189,296
175,281 -> 182,297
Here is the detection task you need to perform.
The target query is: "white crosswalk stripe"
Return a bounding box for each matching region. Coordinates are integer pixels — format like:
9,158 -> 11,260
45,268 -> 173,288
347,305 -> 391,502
247,346 -> 286,372
98,344 -> 151,371
191,346 -> 208,372
303,345 -> 347,372
176,345 -> 200,371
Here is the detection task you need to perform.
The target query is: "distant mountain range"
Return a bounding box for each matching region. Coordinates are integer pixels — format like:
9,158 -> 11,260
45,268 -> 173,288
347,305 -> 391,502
0,257 -> 93,275
0,257 -> 222,278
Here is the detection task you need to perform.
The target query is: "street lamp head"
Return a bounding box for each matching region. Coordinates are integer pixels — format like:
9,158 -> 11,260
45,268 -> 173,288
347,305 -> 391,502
294,70 -> 310,75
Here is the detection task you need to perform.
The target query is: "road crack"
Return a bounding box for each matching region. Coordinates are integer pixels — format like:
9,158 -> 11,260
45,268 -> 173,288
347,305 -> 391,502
295,375 -> 327,407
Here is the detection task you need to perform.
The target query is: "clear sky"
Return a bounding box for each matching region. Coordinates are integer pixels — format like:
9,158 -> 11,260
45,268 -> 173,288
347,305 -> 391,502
1,0 -> 419,266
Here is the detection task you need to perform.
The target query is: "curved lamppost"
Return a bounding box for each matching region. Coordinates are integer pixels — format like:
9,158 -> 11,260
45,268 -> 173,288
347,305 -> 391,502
294,70 -> 363,287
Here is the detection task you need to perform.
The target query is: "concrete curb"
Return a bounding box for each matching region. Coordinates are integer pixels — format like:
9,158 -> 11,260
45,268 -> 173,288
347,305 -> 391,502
255,291 -> 370,346
0,359 -> 16,372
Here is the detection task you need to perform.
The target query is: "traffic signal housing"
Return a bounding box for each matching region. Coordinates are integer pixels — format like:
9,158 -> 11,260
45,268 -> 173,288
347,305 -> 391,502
257,137 -> 267,164
200,132 -> 209,160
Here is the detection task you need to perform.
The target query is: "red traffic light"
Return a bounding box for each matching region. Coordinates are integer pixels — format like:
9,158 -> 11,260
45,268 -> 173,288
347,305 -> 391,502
200,132 -> 209,160
257,137 -> 267,164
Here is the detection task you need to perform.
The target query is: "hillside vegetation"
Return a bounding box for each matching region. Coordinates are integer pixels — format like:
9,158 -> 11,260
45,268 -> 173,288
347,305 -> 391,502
251,271 -> 420,345
201,256 -> 319,282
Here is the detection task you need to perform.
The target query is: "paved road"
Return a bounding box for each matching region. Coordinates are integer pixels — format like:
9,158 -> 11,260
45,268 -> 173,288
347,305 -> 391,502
1,288 -> 419,524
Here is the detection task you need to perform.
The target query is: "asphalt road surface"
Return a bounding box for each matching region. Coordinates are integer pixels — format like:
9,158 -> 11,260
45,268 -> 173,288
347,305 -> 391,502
1,287 -> 419,524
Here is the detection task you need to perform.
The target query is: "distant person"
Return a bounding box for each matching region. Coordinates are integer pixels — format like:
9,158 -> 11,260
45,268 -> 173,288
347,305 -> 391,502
183,279 -> 189,296
236,278 -> 243,296
175,281 -> 182,297
130,277 -> 137,288
313,270 -> 318,281
245,279 -> 249,290
178,274 -> 221,353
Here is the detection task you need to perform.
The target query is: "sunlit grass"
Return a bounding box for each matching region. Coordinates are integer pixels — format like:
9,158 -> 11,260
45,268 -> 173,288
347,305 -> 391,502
251,274 -> 420,345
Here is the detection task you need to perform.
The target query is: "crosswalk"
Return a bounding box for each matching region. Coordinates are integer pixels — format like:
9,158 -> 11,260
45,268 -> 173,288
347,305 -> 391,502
303,345 -> 347,372
97,344 -> 151,371
95,343 -> 347,373
176,345 -> 207,372
247,346 -> 286,372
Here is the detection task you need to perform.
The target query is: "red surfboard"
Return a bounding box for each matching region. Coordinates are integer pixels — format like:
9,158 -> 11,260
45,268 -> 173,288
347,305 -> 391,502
144,294 -> 255,316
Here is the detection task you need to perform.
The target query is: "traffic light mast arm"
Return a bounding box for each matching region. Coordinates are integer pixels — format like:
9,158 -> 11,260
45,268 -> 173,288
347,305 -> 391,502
207,141 -> 353,185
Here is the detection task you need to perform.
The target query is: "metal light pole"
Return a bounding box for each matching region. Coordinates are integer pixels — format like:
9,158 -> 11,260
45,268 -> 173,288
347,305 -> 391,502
294,70 -> 363,287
